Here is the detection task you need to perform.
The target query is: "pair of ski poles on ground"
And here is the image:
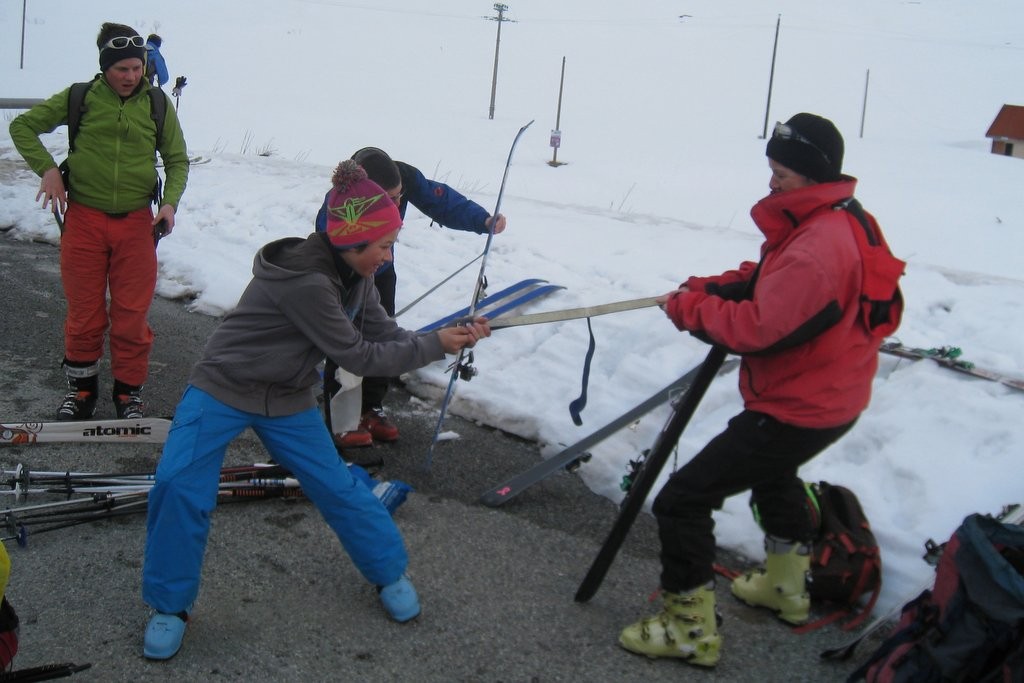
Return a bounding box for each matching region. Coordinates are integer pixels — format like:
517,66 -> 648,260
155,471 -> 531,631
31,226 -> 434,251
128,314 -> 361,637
0,463 -> 303,547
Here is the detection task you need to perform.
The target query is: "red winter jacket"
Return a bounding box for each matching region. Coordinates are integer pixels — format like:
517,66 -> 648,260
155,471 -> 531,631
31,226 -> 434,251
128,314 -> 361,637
664,178 -> 885,428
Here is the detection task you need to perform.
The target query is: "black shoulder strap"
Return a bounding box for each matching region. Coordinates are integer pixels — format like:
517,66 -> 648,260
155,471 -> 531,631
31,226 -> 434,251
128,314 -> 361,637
67,78 -> 167,152
147,87 -> 167,148
66,81 -> 93,153
836,197 -> 880,247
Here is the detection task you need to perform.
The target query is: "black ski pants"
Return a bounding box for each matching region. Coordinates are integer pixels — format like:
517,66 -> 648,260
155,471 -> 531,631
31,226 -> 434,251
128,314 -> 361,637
360,265 -> 398,411
652,409 -> 854,593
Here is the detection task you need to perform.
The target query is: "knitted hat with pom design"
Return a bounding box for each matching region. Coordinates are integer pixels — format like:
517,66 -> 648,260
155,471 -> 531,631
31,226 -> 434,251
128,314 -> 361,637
324,160 -> 402,249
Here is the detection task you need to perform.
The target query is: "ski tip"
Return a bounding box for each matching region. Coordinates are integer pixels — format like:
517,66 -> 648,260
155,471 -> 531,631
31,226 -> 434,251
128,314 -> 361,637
478,488 -> 511,508
819,638 -> 861,661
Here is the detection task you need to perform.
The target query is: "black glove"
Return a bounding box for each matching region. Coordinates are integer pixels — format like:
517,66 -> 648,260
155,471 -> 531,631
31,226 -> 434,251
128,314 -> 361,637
172,76 -> 187,97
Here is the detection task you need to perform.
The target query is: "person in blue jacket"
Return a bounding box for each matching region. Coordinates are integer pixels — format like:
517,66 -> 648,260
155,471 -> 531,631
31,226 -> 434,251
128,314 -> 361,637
144,34 -> 169,88
315,147 -> 507,448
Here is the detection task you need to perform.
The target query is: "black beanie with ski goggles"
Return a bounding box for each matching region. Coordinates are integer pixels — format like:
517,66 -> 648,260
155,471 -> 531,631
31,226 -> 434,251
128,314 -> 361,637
97,23 -> 146,72
766,113 -> 844,183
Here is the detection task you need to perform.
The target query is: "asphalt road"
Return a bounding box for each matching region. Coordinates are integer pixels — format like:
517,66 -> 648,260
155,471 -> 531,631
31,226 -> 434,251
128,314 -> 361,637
0,235 -> 881,682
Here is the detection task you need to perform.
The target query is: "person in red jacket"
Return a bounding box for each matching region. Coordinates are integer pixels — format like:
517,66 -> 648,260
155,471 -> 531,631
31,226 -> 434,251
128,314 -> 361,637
618,113 -> 901,667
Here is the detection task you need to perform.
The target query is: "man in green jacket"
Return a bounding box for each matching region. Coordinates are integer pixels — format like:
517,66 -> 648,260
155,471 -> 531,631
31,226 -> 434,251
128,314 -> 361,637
9,21 -> 189,421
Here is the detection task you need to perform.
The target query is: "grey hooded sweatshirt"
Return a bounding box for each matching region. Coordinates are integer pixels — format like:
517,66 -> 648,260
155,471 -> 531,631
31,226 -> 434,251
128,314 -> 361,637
188,233 -> 445,416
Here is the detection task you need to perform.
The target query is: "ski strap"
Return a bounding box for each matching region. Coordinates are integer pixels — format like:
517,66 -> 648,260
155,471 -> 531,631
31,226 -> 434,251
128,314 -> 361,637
486,296 -> 661,329
484,297 -> 660,424
568,318 -> 596,425
477,296 -> 660,424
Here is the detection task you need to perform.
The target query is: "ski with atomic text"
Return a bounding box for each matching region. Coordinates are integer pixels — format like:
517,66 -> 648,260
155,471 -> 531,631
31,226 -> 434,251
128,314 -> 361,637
1,417 -> 171,446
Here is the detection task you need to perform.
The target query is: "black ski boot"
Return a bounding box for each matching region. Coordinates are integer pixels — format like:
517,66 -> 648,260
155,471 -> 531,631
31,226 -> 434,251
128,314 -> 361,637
58,360 -> 99,421
113,380 -> 145,419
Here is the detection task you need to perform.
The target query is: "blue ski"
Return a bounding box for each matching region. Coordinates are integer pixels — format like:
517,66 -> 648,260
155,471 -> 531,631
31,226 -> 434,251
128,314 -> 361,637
417,278 -> 547,332
437,284 -> 566,329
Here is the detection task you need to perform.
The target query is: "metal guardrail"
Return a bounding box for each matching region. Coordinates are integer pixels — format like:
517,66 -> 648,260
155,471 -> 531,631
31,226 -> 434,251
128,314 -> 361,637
0,98 -> 44,109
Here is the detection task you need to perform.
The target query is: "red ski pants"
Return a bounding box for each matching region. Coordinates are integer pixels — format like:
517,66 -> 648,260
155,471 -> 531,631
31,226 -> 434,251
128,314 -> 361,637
60,202 -> 157,386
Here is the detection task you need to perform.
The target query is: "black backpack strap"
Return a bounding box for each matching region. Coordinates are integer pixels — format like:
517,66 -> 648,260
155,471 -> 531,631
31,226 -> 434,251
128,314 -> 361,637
146,88 -> 169,205
60,80 -> 94,192
147,87 -> 168,148
65,79 -> 103,153
835,197 -> 880,247
66,81 -> 91,153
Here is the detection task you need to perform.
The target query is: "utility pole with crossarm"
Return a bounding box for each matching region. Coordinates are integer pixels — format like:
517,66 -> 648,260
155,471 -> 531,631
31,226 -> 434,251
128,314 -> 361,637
486,4 -> 516,120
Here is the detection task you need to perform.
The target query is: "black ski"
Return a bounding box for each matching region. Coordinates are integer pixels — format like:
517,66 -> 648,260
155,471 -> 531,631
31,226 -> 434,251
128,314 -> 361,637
575,345 -> 729,603
480,358 -> 739,507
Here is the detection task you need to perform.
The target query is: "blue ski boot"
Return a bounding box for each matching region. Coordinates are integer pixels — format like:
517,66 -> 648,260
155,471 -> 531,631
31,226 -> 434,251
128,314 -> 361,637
144,610 -> 189,660
378,575 -> 420,622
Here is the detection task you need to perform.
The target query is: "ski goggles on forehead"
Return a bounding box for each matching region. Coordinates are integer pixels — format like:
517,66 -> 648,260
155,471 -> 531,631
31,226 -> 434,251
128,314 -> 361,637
103,35 -> 145,50
772,121 -> 832,164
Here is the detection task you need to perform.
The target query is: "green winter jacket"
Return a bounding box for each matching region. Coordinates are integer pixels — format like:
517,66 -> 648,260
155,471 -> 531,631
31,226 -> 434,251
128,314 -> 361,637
9,76 -> 189,212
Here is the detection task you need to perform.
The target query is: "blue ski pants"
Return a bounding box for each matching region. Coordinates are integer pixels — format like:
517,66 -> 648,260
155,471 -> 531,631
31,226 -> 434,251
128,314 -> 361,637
142,386 -> 408,614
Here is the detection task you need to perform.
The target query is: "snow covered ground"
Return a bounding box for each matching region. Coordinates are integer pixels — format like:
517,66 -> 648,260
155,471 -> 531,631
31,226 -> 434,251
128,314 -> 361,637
2,0 -> 1023,615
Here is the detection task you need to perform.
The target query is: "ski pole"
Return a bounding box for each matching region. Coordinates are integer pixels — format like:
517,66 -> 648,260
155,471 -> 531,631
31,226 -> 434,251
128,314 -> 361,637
51,206 -> 65,235
394,252 -> 484,318
0,661 -> 92,681
0,492 -> 137,518
6,504 -> 147,528
6,477 -> 301,497
1,462 -> 287,487
3,504 -> 149,546
2,488 -> 307,546
0,491 -> 148,520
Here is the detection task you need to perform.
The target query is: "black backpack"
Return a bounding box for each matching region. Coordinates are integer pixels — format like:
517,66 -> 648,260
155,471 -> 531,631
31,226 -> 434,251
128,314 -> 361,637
797,481 -> 883,632
850,512 -> 1024,682
59,78 -> 168,201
